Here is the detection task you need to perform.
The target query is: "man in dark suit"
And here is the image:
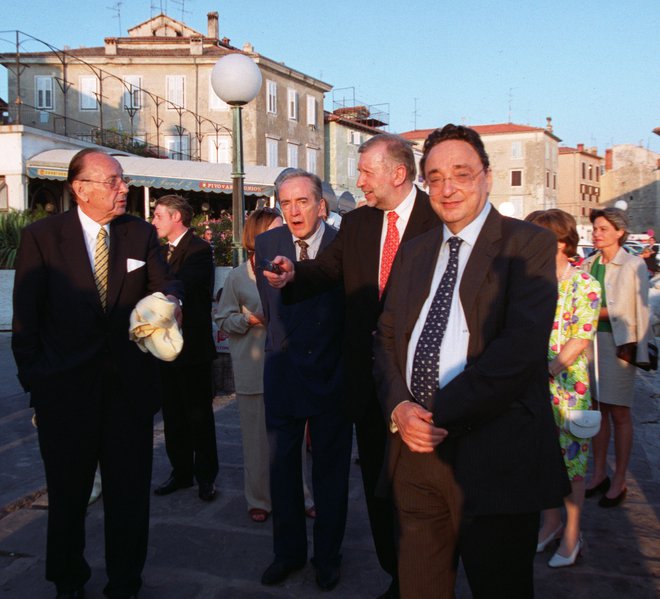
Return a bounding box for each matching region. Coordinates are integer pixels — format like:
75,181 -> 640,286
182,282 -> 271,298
151,195 -> 218,501
373,125 -> 570,598
255,170 -> 352,592
11,149 -> 183,599
263,134 -> 440,598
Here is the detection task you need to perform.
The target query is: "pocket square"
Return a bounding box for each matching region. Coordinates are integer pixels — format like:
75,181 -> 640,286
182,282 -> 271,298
127,258 -> 146,273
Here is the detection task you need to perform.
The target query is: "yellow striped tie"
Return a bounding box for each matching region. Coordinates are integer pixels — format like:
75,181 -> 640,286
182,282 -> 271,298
94,227 -> 109,310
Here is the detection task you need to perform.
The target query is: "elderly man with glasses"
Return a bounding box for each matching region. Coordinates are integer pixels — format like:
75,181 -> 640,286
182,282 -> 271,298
12,148 -> 182,599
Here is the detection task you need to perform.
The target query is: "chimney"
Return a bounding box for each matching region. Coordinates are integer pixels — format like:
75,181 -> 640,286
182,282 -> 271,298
207,12 -> 219,39
605,148 -> 613,171
104,38 -> 117,56
577,143 -> 584,152
546,116 -> 553,132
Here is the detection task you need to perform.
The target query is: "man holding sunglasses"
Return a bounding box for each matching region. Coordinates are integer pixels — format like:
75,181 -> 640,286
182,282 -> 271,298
12,149 -> 182,599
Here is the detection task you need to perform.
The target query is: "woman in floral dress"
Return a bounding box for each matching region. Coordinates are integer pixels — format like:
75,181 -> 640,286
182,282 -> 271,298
525,210 -> 600,568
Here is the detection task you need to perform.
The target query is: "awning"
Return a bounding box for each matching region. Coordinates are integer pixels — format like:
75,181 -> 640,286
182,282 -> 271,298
26,149 -> 283,196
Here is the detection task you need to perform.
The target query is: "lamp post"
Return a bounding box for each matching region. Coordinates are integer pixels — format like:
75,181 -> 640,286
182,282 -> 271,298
211,53 -> 262,265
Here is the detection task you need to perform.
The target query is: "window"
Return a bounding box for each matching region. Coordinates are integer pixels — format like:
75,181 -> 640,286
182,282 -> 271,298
546,171 -> 550,188
165,134 -> 189,160
307,148 -> 318,174
553,174 -> 557,190
348,130 -> 361,145
208,136 -> 231,163
36,76 -> 53,110
266,137 -> 279,167
287,88 -> 298,121
79,76 -> 98,111
510,170 -> 522,187
209,74 -> 229,111
306,95 -> 317,127
267,80 -> 277,114
596,166 -> 600,182
348,156 -> 357,179
588,164 -> 593,181
166,75 -> 185,109
581,162 -> 586,179
123,75 -> 142,110
287,142 -> 299,168
511,141 -> 522,159
545,142 -> 550,160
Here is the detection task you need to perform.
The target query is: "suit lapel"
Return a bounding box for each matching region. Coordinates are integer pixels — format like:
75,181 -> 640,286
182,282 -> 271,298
459,208 -> 502,324
403,231 -> 443,340
362,208 -> 383,289
402,188 -> 438,241
169,229 -> 193,273
106,216 -> 130,312
61,208 -> 105,315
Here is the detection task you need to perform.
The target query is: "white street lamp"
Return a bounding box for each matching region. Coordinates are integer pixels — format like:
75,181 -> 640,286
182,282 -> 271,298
211,53 -> 263,265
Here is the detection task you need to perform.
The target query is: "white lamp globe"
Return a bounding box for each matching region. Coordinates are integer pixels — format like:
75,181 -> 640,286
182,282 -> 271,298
498,201 -> 516,217
614,199 -> 628,211
211,54 -> 262,105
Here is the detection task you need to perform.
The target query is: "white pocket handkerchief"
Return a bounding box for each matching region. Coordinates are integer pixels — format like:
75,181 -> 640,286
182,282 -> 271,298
127,258 -> 146,273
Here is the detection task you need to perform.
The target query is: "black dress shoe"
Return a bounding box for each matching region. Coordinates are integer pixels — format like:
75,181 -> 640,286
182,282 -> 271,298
154,475 -> 193,496
599,487 -> 627,507
315,564 -> 340,591
261,559 -> 306,585
585,476 -> 610,498
198,482 -> 216,502
55,589 -> 85,599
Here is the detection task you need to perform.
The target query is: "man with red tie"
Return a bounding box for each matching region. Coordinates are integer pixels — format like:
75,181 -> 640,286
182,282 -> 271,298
262,134 -> 440,598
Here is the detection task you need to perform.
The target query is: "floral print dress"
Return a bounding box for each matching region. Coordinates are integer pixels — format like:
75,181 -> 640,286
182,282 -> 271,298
548,270 -> 601,481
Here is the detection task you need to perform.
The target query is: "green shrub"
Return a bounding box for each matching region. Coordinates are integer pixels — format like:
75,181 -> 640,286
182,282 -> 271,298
0,210 -> 41,269
193,211 -> 234,266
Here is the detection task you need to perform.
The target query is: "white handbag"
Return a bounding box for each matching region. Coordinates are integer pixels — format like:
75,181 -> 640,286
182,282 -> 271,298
565,408 -> 601,438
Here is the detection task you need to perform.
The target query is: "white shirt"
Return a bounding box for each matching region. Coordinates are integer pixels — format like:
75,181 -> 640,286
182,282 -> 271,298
78,207 -> 110,270
377,185 -> 417,284
169,229 -> 188,248
293,220 -> 325,260
406,202 -> 492,394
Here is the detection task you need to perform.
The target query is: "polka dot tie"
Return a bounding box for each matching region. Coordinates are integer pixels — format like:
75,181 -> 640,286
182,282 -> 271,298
379,211 -> 400,298
410,236 -> 463,406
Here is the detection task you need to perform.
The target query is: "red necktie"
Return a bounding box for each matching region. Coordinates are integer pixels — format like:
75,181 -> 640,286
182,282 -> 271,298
379,211 -> 400,298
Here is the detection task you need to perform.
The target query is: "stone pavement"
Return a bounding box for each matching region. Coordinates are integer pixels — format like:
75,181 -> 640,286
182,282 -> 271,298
0,330 -> 659,598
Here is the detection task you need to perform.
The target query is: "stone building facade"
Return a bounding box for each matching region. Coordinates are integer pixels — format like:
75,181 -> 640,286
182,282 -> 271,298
1,13 -> 330,175
557,144 -> 604,242
601,144 -> 660,233
401,121 -> 560,219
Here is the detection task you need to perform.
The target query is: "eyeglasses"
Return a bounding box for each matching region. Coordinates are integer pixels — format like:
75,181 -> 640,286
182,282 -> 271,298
77,175 -> 132,189
426,168 -> 485,190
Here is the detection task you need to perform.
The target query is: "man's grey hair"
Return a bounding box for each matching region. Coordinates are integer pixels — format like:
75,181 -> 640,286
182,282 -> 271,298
274,168 -> 323,202
358,133 -> 416,183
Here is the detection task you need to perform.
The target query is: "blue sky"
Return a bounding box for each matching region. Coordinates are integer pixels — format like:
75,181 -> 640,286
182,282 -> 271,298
2,0 -> 659,152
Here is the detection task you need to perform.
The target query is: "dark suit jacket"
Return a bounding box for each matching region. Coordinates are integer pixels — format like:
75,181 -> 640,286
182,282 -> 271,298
12,207 -> 182,416
165,229 -> 216,365
285,187 -> 440,420
373,208 -> 570,516
255,224 -> 344,418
